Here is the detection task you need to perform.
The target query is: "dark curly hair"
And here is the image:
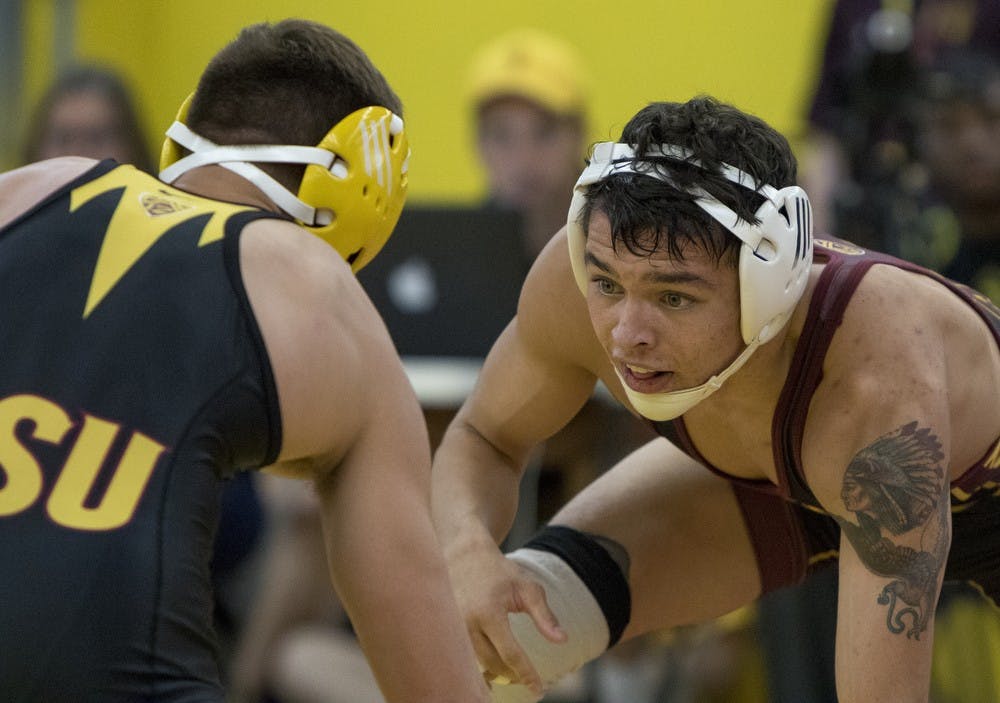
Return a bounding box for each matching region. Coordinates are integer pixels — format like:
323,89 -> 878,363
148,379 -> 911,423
578,96 -> 799,267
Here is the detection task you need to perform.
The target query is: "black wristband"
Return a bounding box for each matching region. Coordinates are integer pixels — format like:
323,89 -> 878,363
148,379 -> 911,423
522,524 -> 632,648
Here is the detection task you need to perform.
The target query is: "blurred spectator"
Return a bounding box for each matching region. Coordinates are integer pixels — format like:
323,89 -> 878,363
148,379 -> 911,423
800,0 -> 1000,248
466,28 -> 589,259
904,47 -> 1000,298
22,64 -> 154,172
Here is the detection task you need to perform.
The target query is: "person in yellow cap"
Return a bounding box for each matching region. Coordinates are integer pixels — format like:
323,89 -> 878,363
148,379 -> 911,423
0,18 -> 489,703
467,28 -> 590,259
467,24 -> 657,556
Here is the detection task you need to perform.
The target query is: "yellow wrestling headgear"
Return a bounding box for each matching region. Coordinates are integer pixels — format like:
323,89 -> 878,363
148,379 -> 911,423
158,94 -> 409,272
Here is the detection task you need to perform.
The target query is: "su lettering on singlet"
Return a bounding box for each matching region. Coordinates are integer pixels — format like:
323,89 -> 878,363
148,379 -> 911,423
0,172 -> 243,533
0,393 -> 165,531
0,170 -> 260,531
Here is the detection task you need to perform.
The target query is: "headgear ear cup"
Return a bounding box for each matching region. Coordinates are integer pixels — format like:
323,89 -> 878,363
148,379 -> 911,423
298,106 -> 409,272
157,96 -> 409,274
159,93 -> 195,174
737,186 -> 813,344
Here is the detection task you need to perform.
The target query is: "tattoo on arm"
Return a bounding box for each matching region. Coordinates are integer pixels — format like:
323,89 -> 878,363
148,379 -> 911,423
832,421 -> 949,639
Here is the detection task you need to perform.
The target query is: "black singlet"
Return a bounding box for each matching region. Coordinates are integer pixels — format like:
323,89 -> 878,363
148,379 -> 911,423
0,160 -> 284,702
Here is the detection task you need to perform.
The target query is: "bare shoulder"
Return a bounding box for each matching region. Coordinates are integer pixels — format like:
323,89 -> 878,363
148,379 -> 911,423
809,266 -> 945,428
837,263 -> 997,366
239,217 -> 359,306
239,219 -> 408,464
239,217 -> 390,363
0,157 -> 98,230
517,228 -> 610,375
826,263 -> 972,372
805,262 -> 998,488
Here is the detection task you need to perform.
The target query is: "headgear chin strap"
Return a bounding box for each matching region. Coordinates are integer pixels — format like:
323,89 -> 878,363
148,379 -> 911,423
566,142 -> 813,420
159,94 -> 410,273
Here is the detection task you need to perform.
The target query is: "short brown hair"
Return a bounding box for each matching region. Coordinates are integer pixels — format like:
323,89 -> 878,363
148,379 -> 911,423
189,19 -> 402,148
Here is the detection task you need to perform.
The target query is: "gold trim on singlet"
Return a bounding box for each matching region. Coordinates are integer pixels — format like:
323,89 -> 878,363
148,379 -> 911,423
985,437 -> 1000,470
70,167 -> 253,318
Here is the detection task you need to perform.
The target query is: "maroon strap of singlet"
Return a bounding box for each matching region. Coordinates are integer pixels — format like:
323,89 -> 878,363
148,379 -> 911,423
772,244 -> 880,508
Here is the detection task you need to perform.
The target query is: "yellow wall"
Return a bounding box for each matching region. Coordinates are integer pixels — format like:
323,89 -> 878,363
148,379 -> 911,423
23,0 -> 834,202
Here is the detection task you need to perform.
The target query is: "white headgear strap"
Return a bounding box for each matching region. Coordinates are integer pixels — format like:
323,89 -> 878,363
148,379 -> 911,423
158,121 -> 347,225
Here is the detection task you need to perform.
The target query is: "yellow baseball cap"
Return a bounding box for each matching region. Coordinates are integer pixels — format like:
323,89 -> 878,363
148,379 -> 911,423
466,28 -> 587,117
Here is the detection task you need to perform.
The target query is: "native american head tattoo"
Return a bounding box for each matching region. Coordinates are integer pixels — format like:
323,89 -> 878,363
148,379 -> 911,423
833,422 -> 948,639
841,422 -> 944,533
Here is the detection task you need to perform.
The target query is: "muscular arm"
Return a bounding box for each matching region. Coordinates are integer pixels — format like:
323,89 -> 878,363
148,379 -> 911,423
833,423 -> 950,639
242,222 -> 489,703
820,420 -> 951,703
430,230 -> 608,690
804,272 -> 955,703
431,320 -> 599,549
432,230 -> 608,546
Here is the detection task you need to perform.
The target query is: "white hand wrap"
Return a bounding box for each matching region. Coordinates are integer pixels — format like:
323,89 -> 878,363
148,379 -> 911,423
490,548 -> 610,703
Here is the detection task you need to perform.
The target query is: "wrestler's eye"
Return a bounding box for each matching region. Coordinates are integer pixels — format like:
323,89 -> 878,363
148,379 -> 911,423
594,277 -> 619,295
660,292 -> 695,310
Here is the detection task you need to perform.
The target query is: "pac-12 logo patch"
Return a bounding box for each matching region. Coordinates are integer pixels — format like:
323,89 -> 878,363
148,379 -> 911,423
139,190 -> 196,217
815,239 -> 865,256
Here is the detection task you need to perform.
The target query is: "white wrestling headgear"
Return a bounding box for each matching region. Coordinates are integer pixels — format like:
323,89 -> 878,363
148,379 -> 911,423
159,94 -> 409,273
566,142 -> 812,420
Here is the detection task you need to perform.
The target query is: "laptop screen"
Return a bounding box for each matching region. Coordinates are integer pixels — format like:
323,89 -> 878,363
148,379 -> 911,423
357,204 -> 531,359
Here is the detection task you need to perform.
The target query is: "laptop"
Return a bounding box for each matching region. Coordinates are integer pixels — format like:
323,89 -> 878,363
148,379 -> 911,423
357,204 -> 531,359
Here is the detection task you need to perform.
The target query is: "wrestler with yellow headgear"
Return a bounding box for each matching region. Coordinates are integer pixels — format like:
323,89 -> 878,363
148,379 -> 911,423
159,92 -> 409,272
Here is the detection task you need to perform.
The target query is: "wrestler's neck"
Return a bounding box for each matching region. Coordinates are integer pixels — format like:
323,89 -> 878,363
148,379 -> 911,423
689,330 -> 792,425
167,165 -> 284,215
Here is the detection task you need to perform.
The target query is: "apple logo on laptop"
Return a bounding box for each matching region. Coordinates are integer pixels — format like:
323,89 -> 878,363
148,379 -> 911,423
387,257 -> 438,314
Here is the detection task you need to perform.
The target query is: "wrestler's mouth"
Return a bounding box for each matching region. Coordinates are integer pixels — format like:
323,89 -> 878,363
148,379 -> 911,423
620,363 -> 673,393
